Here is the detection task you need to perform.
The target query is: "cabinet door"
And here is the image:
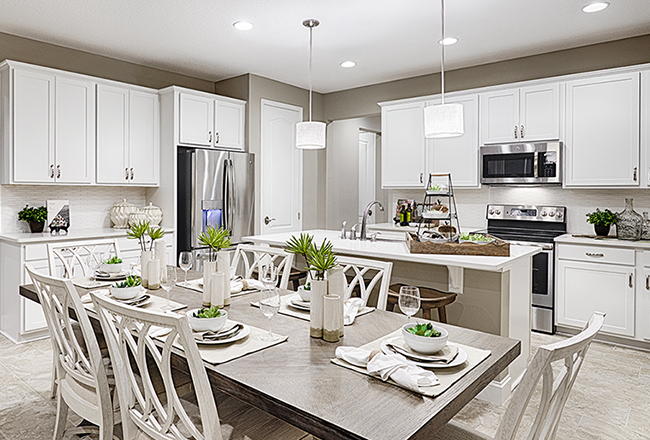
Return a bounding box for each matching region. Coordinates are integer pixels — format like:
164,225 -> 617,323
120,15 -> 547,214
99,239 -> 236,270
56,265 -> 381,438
214,99 -> 245,151
13,68 -> 55,183
96,84 -> 129,184
564,73 -> 640,187
381,102 -> 426,188
479,89 -> 519,144
426,94 -> 479,187
179,93 -> 213,147
641,269 -> 650,341
557,260 -> 635,337
519,83 -> 560,142
55,76 -> 94,184
129,90 -> 159,185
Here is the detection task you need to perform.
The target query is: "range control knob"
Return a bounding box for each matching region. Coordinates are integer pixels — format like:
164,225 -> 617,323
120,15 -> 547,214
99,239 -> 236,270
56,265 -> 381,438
541,211 -> 547,217
549,211 -> 556,217
496,209 -> 501,215
557,211 -> 563,218
488,209 -> 494,215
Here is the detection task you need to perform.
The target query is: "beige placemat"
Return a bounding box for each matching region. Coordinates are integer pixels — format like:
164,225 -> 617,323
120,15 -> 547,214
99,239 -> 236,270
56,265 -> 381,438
73,277 -> 113,289
331,329 -> 491,397
82,290 -> 187,313
176,278 -> 258,298
251,294 -> 375,323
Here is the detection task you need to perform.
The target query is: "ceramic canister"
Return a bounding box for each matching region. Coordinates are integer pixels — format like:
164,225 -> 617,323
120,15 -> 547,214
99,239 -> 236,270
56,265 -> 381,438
128,210 -> 147,227
110,199 -> 136,229
142,202 -> 163,226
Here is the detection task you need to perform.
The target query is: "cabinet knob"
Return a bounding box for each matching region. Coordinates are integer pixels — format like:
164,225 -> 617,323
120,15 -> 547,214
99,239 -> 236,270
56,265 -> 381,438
56,165 -> 61,179
520,125 -> 524,138
514,125 -> 518,139
629,273 -> 633,288
50,165 -> 55,178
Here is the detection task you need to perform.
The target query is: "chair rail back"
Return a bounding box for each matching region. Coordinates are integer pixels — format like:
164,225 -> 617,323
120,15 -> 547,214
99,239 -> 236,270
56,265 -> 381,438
47,238 -> 121,279
334,255 -> 392,309
230,244 -> 294,290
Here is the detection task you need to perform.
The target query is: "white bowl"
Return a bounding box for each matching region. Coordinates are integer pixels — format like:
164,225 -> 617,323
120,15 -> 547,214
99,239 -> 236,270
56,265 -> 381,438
401,323 -> 448,354
188,308 -> 228,332
297,285 -> 311,302
110,285 -> 142,300
101,262 -> 123,273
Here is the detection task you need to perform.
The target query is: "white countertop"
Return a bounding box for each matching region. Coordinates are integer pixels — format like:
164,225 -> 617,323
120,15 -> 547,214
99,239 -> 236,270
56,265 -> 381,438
244,229 -> 540,272
555,233 -> 650,250
0,226 -> 174,245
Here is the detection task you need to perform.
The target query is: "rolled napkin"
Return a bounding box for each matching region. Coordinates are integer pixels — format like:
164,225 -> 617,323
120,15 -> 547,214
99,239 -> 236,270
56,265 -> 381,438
230,277 -> 265,294
335,346 -> 439,393
344,298 -> 365,325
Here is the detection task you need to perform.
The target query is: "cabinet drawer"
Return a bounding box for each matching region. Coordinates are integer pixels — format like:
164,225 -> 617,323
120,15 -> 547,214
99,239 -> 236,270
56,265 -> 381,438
557,245 -> 634,266
643,251 -> 650,267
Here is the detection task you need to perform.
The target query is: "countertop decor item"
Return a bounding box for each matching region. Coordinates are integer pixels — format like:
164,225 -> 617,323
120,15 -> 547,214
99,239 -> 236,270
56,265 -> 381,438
643,212 -> 650,240
142,203 -> 163,226
585,208 -> 617,237
110,199 -> 136,229
616,198 -> 642,241
46,200 -> 69,234
128,210 -> 147,228
18,205 -> 47,233
306,238 -> 337,339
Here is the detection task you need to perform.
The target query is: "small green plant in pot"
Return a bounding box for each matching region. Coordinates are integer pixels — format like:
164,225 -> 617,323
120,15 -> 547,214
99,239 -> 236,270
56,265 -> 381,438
127,221 -> 151,251
285,233 -> 314,270
198,226 -> 232,262
110,275 -> 143,300
18,205 -> 47,233
586,208 -> 617,237
306,238 -> 337,281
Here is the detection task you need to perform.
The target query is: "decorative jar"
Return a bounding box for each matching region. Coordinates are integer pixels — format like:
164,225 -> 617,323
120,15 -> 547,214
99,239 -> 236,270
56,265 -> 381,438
128,210 -> 147,227
642,212 -> 650,240
616,198 -> 643,241
142,203 -> 163,226
109,199 -> 136,229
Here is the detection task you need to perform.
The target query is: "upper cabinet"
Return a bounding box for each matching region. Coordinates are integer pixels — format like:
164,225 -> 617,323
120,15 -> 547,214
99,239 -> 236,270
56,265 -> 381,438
179,91 -> 245,151
480,84 -> 561,144
564,72 -> 640,187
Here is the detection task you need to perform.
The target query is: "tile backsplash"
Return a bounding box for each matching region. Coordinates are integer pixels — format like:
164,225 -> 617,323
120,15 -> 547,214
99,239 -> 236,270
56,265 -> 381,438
1,185 -> 146,233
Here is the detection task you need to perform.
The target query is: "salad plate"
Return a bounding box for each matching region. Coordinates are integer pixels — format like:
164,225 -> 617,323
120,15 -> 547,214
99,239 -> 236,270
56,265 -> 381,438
95,270 -> 129,281
193,323 -> 250,345
381,337 -> 468,368
287,294 -> 310,311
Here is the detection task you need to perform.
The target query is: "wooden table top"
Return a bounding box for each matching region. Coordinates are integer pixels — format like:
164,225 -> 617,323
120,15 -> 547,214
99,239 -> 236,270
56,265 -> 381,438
20,273 -> 520,440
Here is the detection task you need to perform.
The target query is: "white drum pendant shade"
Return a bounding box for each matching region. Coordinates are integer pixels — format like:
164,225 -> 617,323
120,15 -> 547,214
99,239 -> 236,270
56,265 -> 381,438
296,121 -> 326,149
424,103 -> 464,138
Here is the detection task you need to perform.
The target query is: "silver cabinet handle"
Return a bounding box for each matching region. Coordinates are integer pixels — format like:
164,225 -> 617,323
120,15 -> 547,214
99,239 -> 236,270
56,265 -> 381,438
629,273 -> 633,288
264,216 -> 276,225
56,165 -> 61,178
208,131 -> 212,143
646,274 -> 649,290
634,167 -> 637,181
130,168 -> 134,180
419,173 -> 423,184
50,165 -> 55,178
585,252 -> 604,258
216,132 -> 220,144
514,125 -> 518,139
520,125 -> 524,138
125,168 -> 129,180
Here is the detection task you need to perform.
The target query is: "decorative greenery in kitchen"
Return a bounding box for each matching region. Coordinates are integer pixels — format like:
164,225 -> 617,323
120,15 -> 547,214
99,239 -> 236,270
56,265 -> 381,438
306,238 -> 337,281
198,226 -> 231,262
17,205 -> 47,233
285,233 -> 314,269
127,221 -> 166,251
586,208 -> 617,236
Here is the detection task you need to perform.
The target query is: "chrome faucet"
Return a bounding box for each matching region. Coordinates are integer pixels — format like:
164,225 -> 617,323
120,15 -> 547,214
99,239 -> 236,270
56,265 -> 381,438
360,201 -> 384,241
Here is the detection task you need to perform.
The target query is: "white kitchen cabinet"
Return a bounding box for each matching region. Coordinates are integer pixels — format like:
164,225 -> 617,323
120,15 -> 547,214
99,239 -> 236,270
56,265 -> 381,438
425,94 -> 480,188
641,267 -> 650,342
214,99 -> 245,150
179,93 -> 213,147
564,72 -> 640,187
641,70 -> 650,187
381,101 -> 426,188
480,84 -> 560,145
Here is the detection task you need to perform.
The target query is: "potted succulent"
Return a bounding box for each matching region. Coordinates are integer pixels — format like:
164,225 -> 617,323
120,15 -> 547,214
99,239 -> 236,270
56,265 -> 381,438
101,256 -> 123,274
18,205 -> 47,233
188,305 -> 228,332
198,226 -> 232,307
110,275 -> 143,300
586,208 -> 617,237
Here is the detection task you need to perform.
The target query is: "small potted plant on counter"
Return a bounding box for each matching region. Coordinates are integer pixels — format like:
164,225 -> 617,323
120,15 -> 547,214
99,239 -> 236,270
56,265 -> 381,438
586,208 -> 617,237
17,205 -> 48,233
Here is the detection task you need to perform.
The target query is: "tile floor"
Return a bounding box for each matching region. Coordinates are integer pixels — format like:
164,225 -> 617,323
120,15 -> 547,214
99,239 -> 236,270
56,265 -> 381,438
0,331 -> 649,440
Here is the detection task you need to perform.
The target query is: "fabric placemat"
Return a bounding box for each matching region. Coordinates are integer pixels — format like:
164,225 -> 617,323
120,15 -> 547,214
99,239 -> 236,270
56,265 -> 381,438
331,329 -> 491,397
73,277 -> 114,289
82,290 -> 187,314
251,294 -> 375,323
176,278 -> 258,298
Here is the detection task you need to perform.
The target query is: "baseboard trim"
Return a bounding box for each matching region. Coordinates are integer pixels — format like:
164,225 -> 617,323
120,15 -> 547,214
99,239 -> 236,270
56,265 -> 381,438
476,374 -> 512,405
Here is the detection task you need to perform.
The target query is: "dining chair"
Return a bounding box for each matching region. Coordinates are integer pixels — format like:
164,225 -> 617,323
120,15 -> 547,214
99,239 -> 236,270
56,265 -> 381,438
25,265 -> 118,440
91,291 -> 308,440
431,311 -> 606,440
334,255 -> 393,310
47,238 -> 121,278
230,244 -> 294,290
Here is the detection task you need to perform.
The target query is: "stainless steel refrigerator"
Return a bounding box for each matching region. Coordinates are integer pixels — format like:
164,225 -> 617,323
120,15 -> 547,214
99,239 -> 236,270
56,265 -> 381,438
177,147 -> 254,270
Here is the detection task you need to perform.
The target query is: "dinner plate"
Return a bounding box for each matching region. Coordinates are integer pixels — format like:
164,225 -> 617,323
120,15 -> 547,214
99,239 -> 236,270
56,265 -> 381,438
107,291 -> 153,308
381,337 -> 468,369
287,295 -> 310,311
194,323 -> 250,345
95,270 -> 129,281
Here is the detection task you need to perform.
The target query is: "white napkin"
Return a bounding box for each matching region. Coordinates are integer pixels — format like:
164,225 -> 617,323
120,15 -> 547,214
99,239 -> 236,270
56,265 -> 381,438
335,346 -> 439,393
344,298 -> 365,325
230,278 -> 265,293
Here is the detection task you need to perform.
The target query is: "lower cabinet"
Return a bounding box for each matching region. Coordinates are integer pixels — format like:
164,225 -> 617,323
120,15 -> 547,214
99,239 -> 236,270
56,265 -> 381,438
641,268 -> 650,342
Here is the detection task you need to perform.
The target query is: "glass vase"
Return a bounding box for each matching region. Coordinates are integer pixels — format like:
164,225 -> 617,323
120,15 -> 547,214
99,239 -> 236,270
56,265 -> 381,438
642,212 -> 650,240
616,198 -> 642,241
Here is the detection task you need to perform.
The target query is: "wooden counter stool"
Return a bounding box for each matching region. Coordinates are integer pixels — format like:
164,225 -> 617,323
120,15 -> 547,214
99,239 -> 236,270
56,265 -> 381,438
289,268 -> 308,290
387,283 -> 457,323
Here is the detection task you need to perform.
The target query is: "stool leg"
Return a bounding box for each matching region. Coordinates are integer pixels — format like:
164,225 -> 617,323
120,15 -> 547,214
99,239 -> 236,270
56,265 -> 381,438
438,306 -> 448,324
422,306 -> 432,321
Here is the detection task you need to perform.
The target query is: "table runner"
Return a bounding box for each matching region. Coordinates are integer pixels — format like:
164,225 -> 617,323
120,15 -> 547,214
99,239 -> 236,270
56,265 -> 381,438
331,329 -> 491,397
251,294 -> 375,323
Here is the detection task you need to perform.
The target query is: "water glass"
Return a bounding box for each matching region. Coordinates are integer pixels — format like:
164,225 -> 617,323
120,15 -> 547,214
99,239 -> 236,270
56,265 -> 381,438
398,286 -> 420,321
260,262 -> 278,290
160,266 -> 177,311
257,287 -> 281,341
179,251 -> 192,282
86,251 -> 101,283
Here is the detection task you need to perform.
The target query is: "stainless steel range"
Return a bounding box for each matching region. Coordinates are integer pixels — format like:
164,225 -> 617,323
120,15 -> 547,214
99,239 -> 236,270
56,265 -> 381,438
486,204 -> 567,334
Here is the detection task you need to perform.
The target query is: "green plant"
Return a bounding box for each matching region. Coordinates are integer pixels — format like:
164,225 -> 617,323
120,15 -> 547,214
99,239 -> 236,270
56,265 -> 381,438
198,226 -> 231,262
406,322 -> 442,338
17,205 -> 47,224
114,276 -> 142,288
285,233 -> 314,267
459,233 -> 492,242
302,281 -> 311,291
127,221 -> 151,251
306,238 -> 337,281
147,226 -> 165,251
103,257 -> 123,264
586,208 -> 617,227
193,305 -> 223,319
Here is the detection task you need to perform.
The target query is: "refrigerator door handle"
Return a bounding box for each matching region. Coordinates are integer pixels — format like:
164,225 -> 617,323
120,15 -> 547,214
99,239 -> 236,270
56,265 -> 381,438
227,158 -> 235,232
222,158 -> 229,231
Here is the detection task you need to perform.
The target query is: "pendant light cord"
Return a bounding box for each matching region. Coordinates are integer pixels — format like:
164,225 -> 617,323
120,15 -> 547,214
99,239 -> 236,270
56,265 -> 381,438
308,23 -> 313,122
440,0 -> 446,105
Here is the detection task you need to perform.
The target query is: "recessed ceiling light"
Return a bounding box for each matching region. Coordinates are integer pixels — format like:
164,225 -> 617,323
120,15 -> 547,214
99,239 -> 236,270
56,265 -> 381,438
438,37 -> 458,46
233,21 -> 253,31
582,2 -> 609,13
340,61 -> 356,68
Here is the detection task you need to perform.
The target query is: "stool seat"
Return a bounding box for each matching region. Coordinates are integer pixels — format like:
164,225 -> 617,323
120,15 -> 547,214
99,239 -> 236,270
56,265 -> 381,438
387,283 -> 457,323
289,268 -> 308,290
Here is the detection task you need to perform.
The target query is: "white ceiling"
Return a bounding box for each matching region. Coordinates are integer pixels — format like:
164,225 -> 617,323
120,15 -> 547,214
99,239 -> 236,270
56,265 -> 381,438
1,0 -> 649,93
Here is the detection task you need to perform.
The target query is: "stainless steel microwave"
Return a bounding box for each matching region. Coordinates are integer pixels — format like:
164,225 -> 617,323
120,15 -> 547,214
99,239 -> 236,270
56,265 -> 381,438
480,142 -> 562,185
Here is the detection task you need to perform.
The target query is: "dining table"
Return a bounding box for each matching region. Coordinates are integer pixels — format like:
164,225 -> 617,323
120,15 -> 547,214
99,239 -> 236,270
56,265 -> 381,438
20,270 -> 521,440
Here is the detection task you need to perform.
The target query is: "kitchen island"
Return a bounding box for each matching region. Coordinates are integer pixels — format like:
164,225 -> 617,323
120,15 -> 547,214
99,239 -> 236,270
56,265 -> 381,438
245,229 -> 540,404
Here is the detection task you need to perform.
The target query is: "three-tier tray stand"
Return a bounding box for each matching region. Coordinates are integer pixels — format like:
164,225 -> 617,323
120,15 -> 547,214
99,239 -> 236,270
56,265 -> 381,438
417,173 -> 461,242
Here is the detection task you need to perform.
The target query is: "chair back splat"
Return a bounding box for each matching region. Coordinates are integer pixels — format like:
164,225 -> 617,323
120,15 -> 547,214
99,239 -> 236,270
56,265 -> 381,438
230,244 -> 294,290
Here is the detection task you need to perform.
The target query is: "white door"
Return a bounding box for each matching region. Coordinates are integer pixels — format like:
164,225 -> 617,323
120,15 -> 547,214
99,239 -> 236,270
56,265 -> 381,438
179,93 -> 213,147
480,88 -> 519,144
129,90 -> 159,185
214,99 -> 245,151
96,84 -> 129,184
260,99 -> 302,234
359,131 -> 377,223
519,83 -> 560,142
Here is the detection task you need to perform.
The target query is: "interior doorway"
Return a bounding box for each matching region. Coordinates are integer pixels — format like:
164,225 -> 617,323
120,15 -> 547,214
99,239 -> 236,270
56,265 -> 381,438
359,130 -> 378,223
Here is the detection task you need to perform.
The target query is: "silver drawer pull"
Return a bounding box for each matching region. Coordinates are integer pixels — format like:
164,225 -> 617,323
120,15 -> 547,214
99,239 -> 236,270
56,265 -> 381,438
585,252 -> 604,258
646,275 -> 649,290
629,273 -> 633,288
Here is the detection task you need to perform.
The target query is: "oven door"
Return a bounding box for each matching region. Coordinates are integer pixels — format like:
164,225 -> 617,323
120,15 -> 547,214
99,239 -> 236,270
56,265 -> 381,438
532,249 -> 553,308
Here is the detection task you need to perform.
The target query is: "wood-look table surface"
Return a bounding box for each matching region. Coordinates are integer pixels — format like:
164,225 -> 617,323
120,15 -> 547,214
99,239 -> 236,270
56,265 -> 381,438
20,272 -> 520,440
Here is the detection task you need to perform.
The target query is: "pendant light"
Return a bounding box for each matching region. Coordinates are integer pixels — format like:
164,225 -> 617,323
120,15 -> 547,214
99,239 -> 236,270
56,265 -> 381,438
424,0 -> 464,138
296,19 -> 326,149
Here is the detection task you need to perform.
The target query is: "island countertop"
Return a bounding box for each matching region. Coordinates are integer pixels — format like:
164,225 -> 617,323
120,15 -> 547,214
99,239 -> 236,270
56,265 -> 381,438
244,229 -> 540,272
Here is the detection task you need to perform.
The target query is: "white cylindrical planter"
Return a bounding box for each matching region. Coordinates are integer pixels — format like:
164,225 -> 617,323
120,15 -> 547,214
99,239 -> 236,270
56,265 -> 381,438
154,240 -> 167,282
211,272 -> 225,308
328,266 -> 346,337
203,260 -> 216,307
310,279 -> 327,338
217,250 -> 231,306
140,250 -> 152,288
323,294 -> 341,342
148,258 -> 161,290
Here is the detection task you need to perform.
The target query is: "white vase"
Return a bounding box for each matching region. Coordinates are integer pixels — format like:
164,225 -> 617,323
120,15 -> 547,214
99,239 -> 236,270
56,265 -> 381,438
216,250 -> 231,305
142,202 -> 163,226
202,260 -> 216,307
211,272 -> 225,307
148,258 -> 161,290
128,210 -> 147,227
327,266 -> 346,338
109,199 -> 136,229
323,294 -> 341,343
310,279 -> 327,338
154,240 -> 167,281
140,250 -> 152,288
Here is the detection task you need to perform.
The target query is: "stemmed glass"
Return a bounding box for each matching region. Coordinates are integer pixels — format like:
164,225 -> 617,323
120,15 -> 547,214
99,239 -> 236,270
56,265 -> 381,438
160,266 -> 177,311
179,251 -> 192,283
257,287 -> 281,341
86,251 -> 101,286
398,286 -> 421,322
259,262 -> 278,290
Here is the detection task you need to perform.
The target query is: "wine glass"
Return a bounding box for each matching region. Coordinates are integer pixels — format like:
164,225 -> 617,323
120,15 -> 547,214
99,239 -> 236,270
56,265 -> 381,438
160,266 -> 177,311
398,286 -> 420,322
179,251 -> 192,283
257,287 -> 281,341
86,251 -> 101,285
259,262 -> 278,290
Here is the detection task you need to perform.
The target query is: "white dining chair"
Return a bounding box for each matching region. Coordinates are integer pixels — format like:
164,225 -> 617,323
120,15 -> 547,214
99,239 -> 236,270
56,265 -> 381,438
334,255 -> 393,310
25,265 -> 118,440
47,238 -> 121,278
230,244 -> 294,290
431,311 -> 606,440
91,291 -> 308,440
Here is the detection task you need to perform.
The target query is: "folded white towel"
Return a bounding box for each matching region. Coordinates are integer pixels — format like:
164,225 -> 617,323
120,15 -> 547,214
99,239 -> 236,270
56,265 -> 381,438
344,298 -> 365,325
230,278 -> 265,294
335,346 -> 438,393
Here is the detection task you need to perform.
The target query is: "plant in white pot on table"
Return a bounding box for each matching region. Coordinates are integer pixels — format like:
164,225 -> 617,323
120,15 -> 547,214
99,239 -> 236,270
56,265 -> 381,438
198,226 -> 232,308
285,233 -> 315,301
110,275 -> 143,300
100,256 -> 123,274
306,238 -> 337,339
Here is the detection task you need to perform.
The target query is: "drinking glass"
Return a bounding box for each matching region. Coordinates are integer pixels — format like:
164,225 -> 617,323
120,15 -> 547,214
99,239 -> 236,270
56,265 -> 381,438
160,266 -> 177,311
259,262 -> 278,290
86,251 -> 101,285
179,251 -> 192,282
257,287 -> 281,341
398,286 -> 420,321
